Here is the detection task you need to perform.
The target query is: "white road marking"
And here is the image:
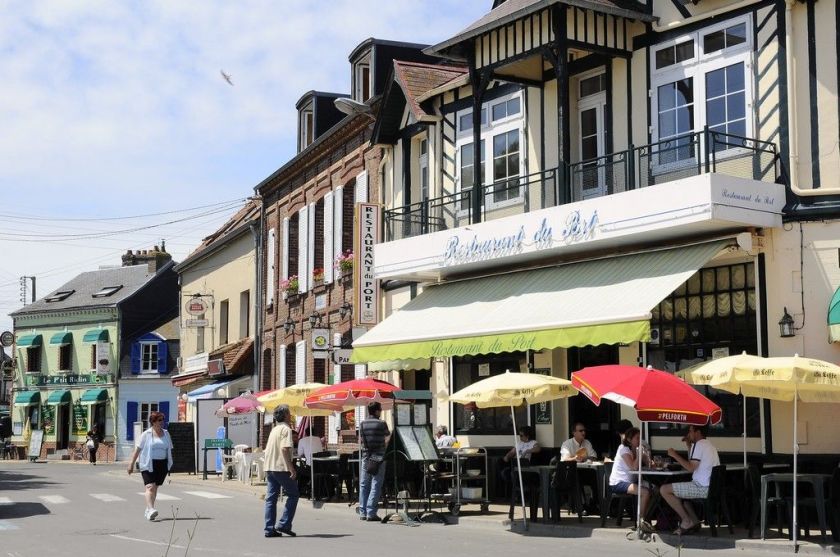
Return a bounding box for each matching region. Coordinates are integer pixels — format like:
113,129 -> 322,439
136,492 -> 180,500
182,491 -> 232,499
39,495 -> 70,504
0,496 -> 13,505
90,493 -> 126,502
0,520 -> 20,530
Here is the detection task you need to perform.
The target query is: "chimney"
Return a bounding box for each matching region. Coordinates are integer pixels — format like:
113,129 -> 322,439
121,245 -> 172,272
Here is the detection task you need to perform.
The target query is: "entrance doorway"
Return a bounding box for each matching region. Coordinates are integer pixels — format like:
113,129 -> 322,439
56,404 -> 70,450
575,71 -> 608,201
567,345 -> 620,458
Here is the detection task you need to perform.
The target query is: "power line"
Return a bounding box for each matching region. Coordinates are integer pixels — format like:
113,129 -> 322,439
0,198 -> 247,222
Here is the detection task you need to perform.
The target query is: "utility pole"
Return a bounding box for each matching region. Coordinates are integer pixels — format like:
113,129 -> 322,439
19,276 -> 35,305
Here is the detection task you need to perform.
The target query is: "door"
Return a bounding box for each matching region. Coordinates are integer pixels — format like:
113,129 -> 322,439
567,345 -> 620,458
56,404 -> 70,450
577,94 -> 607,200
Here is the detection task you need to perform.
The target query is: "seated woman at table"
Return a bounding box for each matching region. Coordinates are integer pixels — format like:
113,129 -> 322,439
500,426 -> 541,480
609,427 -> 652,527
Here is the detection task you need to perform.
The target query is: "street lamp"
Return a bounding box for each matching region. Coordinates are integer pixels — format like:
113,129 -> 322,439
283,316 -> 295,334
339,302 -> 352,319
779,307 -> 795,338
308,312 -> 322,328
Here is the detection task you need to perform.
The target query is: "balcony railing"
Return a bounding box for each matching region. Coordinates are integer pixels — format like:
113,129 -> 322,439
384,129 -> 779,241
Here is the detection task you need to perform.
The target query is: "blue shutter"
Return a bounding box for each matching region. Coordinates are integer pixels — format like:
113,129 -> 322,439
157,341 -> 169,374
126,401 -> 138,441
159,401 -> 170,427
130,342 -> 141,374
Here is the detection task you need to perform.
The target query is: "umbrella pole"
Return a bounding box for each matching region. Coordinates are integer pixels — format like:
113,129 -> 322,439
743,394 -> 748,471
309,418 -> 315,502
792,389 -> 798,552
510,404 -> 528,531
637,423 -> 643,534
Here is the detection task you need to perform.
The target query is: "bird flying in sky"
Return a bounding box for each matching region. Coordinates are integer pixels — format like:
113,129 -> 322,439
220,70 -> 233,86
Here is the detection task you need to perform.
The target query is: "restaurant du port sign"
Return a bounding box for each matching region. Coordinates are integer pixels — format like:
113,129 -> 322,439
354,203 -> 380,326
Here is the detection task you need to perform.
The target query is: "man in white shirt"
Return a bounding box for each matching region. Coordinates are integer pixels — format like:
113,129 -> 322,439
560,422 -> 597,461
661,425 -> 720,534
297,435 -> 324,466
434,425 -> 456,449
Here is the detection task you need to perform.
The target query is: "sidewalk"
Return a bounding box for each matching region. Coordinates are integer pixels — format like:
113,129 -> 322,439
159,471 -> 837,555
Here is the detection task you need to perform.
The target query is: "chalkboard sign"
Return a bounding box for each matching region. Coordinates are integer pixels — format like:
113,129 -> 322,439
72,402 -> 87,436
395,426 -> 438,461
28,429 -> 44,461
41,405 -> 55,435
168,422 -> 196,474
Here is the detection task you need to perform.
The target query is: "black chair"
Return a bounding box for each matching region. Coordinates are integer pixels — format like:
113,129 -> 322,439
746,464 -> 790,539
311,451 -> 336,500
336,453 -> 357,501
792,467 -> 840,542
600,462 -> 636,527
506,461 -> 541,522
551,460 -> 583,523
687,464 -> 733,537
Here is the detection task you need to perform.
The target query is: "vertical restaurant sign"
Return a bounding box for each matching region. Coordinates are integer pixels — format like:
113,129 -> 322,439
354,203 -> 380,326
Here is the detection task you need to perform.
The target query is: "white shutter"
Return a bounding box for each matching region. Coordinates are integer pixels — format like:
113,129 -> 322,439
295,340 -> 306,385
323,191 -> 334,284
334,186 -> 344,260
297,206 -> 309,292
266,228 -> 276,306
307,202 -> 315,290
328,331 -> 342,444
278,344 -> 287,388
355,170 -> 368,203
281,218 -> 289,281
354,363 -> 367,425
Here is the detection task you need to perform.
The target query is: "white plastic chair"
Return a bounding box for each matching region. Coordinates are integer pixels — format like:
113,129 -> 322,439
250,455 -> 266,485
220,453 -> 237,481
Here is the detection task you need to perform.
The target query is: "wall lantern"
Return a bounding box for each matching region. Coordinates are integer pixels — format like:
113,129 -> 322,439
283,316 -> 295,335
779,307 -> 795,338
308,312 -> 322,328
339,302 -> 352,319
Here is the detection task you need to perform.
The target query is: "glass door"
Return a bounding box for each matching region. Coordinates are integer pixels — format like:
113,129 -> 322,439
577,94 -> 607,200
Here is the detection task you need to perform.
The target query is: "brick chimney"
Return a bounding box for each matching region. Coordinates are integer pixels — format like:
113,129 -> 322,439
121,243 -> 172,273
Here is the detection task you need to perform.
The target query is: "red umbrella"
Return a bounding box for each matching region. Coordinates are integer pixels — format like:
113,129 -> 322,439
304,377 -> 399,412
214,393 -> 261,417
571,364 -> 722,425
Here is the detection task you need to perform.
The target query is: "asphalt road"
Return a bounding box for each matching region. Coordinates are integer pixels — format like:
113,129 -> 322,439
0,461 -> 814,557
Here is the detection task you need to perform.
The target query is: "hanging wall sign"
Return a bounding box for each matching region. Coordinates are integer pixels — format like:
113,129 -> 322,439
354,203 -> 380,326
311,328 -> 330,359
96,341 -> 111,374
185,297 -> 209,316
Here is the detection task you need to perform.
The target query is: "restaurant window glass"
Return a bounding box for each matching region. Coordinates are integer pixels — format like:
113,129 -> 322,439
453,353 -> 527,435
647,261 -> 759,437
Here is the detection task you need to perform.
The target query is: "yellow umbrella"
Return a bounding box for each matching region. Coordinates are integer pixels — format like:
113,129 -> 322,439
22,417 -> 31,447
681,353 -> 840,549
258,383 -> 332,416
448,371 -> 578,530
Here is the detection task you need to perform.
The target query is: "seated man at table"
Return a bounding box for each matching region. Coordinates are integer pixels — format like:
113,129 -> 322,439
661,425 -> 720,535
434,425 -> 456,449
297,434 -> 324,466
609,426 -> 653,530
561,422 -> 597,462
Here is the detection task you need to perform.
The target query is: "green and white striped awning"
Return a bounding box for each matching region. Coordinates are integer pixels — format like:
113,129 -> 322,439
49,332 -> 73,346
352,240 -> 730,363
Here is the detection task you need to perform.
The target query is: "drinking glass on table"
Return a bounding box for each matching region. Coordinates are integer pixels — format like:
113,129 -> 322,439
652,455 -> 664,469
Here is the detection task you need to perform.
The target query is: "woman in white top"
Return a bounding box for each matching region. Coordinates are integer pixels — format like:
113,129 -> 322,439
608,426 -> 652,526
127,411 -> 174,521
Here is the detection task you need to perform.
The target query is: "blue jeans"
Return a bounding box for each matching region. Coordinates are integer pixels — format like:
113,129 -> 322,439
359,454 -> 386,518
265,471 -> 299,534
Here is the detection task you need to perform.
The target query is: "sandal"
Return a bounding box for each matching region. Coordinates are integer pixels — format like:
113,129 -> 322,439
673,522 -> 698,536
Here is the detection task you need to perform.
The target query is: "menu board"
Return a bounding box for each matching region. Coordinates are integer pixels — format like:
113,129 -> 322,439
72,402 -> 87,435
395,404 -> 411,426
414,426 -> 438,460
395,426 -> 438,461
28,429 -> 44,460
41,405 -> 55,435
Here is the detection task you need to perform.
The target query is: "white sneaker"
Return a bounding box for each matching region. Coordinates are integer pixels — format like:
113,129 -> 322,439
143,508 -> 151,520
148,508 -> 158,521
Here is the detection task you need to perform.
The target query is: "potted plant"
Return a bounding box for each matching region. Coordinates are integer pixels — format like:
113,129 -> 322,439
312,267 -> 324,284
335,250 -> 353,279
280,275 -> 299,297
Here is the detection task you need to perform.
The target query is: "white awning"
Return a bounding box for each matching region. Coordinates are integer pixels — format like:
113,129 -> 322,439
352,240 -> 731,362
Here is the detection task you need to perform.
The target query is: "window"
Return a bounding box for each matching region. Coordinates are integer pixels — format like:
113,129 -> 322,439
90,344 -> 97,370
58,344 -> 72,371
141,342 -> 159,372
92,285 -> 123,298
239,290 -> 250,339
419,138 -> 429,201
26,347 -> 40,373
651,17 -> 752,160
299,103 -> 314,151
453,354 -> 528,435
219,299 -> 229,345
45,290 -> 74,302
140,402 -> 160,429
579,73 -> 606,98
354,55 -> 372,102
455,92 -> 524,211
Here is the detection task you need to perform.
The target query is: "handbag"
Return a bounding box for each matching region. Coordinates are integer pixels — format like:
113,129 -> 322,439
365,454 -> 383,474
86,438 -> 95,450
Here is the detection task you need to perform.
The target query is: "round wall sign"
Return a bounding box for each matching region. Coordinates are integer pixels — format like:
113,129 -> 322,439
0,331 -> 13,347
185,297 -> 209,316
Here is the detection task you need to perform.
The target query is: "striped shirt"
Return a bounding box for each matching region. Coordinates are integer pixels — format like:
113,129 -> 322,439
360,418 -> 390,455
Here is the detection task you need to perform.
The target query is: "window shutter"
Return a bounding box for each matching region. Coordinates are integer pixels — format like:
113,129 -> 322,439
126,401 -> 138,441
307,202 -> 315,291
130,342 -> 141,375
297,206 -> 309,292
354,364 -> 367,425
355,170 -> 368,203
157,341 -> 169,374
159,401 -> 170,427
266,228 -> 276,306
281,218 -> 289,281
295,340 -> 306,385
279,345 -> 287,388
333,186 -> 344,260
323,191 -> 334,284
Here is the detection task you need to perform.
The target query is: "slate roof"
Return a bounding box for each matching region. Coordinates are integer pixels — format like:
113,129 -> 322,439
393,61 -> 468,122
11,261 -> 174,316
175,199 -> 259,272
426,0 -> 655,57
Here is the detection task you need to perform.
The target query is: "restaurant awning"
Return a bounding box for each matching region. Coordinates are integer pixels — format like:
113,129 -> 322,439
82,329 -> 109,343
79,388 -> 109,403
185,379 -> 235,401
46,390 -> 72,405
14,391 -> 40,405
352,240 -> 730,362
367,358 -> 431,372
16,334 -> 42,347
49,332 -> 73,346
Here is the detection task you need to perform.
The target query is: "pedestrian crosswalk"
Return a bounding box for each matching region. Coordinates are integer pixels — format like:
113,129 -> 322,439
90,493 -> 126,502
0,489 -> 234,508
39,495 -> 70,504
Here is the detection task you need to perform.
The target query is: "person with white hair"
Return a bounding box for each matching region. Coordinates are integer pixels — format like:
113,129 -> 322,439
434,425 -> 456,449
263,405 -> 299,538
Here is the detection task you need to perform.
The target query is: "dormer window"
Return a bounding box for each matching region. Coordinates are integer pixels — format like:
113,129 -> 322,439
354,55 -> 371,102
45,290 -> 74,302
300,103 -> 314,150
92,285 -> 123,298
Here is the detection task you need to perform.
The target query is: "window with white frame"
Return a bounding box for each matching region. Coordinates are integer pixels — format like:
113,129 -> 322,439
140,402 -> 159,428
650,17 -> 751,164
455,91 -> 523,210
140,342 -> 159,373
299,103 -> 314,151
354,56 -> 371,102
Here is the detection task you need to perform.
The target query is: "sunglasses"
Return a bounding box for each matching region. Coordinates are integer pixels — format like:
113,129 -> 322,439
575,429 -> 586,433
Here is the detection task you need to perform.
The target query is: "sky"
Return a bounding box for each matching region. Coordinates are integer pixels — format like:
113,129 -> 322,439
0,0 -> 489,334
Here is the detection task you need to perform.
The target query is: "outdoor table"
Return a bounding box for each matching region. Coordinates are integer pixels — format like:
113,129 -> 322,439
760,473 -> 831,542
522,461 -> 606,521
